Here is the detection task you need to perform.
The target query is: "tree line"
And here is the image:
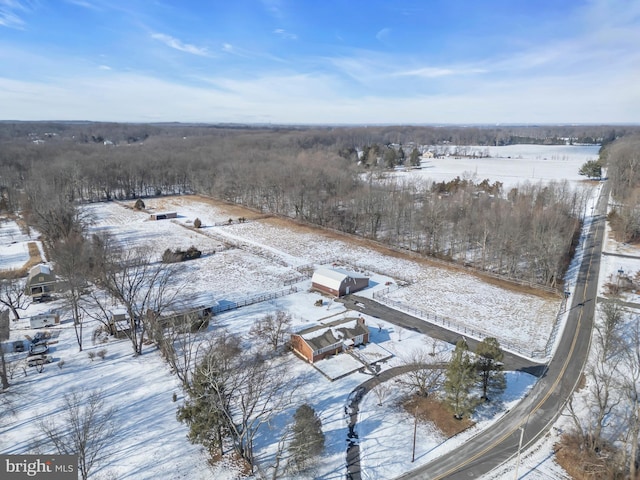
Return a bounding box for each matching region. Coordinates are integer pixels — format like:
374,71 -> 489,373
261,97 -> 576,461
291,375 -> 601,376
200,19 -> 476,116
0,122 -> 611,288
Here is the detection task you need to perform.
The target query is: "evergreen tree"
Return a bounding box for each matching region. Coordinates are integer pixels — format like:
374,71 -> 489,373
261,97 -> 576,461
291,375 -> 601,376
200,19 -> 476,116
409,147 -> 421,166
289,403 -> 324,471
176,359 -> 228,457
444,339 -> 477,419
578,159 -> 602,179
384,147 -> 398,168
398,146 -> 405,164
475,337 -> 506,401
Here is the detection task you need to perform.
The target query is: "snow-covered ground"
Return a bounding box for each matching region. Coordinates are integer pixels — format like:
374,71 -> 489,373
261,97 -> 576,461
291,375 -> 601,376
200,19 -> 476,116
0,219 -> 37,271
390,144 -> 600,191
0,145 -> 608,479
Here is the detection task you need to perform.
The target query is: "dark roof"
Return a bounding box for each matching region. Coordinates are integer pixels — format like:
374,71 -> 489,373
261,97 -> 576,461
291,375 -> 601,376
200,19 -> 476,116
337,322 -> 369,340
304,330 -> 341,352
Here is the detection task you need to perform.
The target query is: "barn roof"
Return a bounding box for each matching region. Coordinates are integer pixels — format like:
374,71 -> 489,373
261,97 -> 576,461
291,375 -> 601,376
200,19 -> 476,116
312,267 -> 367,290
27,264 -> 53,282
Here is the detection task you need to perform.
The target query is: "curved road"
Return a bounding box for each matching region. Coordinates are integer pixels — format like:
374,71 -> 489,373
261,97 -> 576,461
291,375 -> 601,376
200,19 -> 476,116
341,181 -> 608,479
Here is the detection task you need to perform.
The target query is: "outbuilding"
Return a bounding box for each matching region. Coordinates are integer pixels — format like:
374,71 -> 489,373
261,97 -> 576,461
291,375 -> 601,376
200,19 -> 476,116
150,212 -> 177,220
25,264 -> 57,301
311,267 -> 369,297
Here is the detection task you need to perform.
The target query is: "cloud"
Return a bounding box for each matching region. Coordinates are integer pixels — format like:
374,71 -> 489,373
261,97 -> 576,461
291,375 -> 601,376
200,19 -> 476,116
64,0 -> 101,10
0,63 -> 638,124
261,0 -> 285,19
151,33 -> 210,57
0,0 -> 28,29
395,66 -> 486,78
274,28 -> 297,40
376,27 -> 391,43
98,65 -> 111,70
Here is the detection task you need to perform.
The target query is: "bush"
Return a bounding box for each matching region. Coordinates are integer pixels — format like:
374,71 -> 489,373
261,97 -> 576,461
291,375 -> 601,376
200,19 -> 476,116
134,198 -> 145,210
194,218 -> 202,229
162,248 -> 181,263
162,246 -> 202,263
87,351 -> 96,362
97,349 -> 107,360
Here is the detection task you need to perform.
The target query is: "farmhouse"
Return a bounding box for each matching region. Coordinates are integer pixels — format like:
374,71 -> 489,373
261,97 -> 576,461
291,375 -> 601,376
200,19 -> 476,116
25,264 -> 57,300
150,211 -> 177,220
291,317 -> 370,363
311,267 -> 369,297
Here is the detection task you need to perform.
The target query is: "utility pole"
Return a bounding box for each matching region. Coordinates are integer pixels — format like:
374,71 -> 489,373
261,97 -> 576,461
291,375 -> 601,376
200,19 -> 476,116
514,426 -> 525,480
412,406 -> 418,462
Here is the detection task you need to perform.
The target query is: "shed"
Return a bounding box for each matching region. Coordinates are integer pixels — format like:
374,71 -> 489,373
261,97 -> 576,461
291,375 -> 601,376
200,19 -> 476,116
108,308 -> 132,338
291,317 -> 370,363
311,267 -> 369,297
150,212 -> 177,220
25,264 -> 57,300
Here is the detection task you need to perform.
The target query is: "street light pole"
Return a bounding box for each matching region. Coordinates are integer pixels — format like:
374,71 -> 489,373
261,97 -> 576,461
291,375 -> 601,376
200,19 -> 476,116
514,426 -> 525,480
412,406 -> 418,462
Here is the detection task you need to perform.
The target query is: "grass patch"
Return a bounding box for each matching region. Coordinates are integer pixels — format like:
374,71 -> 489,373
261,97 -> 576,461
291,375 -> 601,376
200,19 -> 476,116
555,432 -> 624,479
0,241 -> 42,280
403,394 -> 474,438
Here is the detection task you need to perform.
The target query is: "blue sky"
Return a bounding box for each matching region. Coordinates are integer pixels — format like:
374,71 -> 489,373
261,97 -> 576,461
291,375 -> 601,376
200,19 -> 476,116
1,0 -> 639,124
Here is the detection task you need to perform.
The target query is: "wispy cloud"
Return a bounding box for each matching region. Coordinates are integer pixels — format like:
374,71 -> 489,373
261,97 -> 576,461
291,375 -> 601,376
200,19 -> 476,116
64,0 -> 101,10
151,33 -> 210,57
98,65 -> 111,70
274,28 -> 297,40
375,27 -> 391,43
261,0 -> 285,20
0,0 -> 29,29
395,66 -> 486,78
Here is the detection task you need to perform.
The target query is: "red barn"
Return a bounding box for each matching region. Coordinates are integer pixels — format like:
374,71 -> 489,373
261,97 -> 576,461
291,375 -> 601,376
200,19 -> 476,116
311,268 -> 369,297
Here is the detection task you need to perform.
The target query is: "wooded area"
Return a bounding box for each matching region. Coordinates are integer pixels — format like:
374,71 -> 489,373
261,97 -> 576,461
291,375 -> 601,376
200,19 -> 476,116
1,122 -> 636,289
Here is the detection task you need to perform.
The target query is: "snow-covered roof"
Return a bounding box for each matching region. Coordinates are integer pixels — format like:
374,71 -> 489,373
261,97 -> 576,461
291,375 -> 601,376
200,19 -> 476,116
26,264 -> 54,282
297,317 -> 369,353
312,267 -> 367,290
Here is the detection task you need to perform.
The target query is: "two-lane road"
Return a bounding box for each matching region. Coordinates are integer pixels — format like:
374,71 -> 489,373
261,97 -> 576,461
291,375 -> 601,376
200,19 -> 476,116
395,182 -> 608,479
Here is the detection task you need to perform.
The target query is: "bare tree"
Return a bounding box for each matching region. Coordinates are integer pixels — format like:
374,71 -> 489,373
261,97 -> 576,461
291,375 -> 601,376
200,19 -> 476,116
372,383 -> 392,406
0,275 -> 28,320
567,308 -> 624,454
179,335 -> 295,471
0,309 -> 10,389
400,348 -> 447,398
37,389 -> 118,480
97,242 -> 180,355
151,310 -> 209,389
621,318 -> 640,477
50,234 -> 91,351
248,310 -> 292,352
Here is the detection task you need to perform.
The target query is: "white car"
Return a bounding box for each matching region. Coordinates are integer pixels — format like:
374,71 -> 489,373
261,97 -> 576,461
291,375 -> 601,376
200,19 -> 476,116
27,354 -> 54,367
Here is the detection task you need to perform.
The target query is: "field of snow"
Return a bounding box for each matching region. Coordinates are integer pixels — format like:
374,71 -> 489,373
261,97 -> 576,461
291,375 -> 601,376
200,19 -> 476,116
1,144 -> 610,480
394,144 -> 600,190
0,219 -> 37,272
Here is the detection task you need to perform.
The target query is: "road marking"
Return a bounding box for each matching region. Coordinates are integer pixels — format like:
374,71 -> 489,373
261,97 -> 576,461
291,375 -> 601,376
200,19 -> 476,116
429,219 -> 601,480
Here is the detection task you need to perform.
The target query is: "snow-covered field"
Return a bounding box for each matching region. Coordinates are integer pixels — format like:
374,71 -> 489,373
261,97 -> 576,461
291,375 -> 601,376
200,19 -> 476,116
395,144 -> 600,190
0,218 -> 36,271
0,144 -> 611,479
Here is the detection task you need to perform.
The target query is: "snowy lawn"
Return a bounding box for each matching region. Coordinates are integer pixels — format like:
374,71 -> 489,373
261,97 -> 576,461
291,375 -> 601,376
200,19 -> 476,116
2,143 -> 602,480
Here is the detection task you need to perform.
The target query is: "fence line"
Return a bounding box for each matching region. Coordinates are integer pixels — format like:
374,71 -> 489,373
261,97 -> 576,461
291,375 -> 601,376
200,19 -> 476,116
372,291 -> 542,359
211,286 -> 298,315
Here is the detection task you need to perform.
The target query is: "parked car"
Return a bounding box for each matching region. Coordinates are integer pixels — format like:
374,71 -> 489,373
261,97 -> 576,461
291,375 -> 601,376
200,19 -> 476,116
29,343 -> 49,355
32,331 -> 50,344
27,354 -> 53,367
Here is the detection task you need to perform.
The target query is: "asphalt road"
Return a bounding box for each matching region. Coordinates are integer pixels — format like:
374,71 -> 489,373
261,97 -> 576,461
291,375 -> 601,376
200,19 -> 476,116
395,182 -> 609,479
338,181 -> 609,479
